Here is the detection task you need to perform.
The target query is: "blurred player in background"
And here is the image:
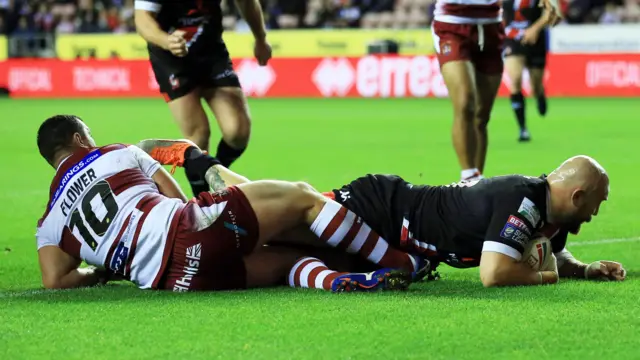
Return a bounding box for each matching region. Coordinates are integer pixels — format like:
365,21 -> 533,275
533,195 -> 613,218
35,116 -> 425,293
431,0 -> 560,181
134,0 -> 272,197
503,0 -> 550,142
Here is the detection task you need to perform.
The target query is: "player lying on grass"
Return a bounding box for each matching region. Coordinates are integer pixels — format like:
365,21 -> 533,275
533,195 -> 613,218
148,142 -> 625,288
35,115 -> 428,293
322,155 -> 626,287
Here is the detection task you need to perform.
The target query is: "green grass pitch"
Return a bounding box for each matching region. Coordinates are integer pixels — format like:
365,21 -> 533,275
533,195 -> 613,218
1,97 -> 639,360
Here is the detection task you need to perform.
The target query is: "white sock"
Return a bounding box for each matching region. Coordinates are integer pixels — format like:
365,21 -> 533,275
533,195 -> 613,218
461,168 -> 480,180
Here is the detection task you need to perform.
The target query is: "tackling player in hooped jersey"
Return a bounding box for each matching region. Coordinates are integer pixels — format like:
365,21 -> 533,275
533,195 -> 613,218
325,156 -> 626,286
35,115 -> 428,292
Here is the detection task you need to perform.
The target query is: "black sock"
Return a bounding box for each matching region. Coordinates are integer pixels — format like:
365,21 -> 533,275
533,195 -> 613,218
510,92 -> 526,132
537,92 -> 547,116
215,139 -> 246,168
183,147 -> 222,197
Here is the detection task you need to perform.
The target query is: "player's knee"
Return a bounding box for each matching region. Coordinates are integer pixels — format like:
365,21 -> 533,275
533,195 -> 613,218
453,91 -> 476,121
510,78 -> 523,93
183,123 -> 211,149
292,181 -> 318,196
221,115 -> 252,149
474,109 -> 491,130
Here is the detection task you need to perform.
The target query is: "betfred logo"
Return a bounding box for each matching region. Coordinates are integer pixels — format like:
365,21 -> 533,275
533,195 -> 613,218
173,243 -> 202,292
312,58 -> 355,97
508,215 -> 531,235
73,67 -> 131,91
8,68 -> 52,92
235,59 -> 275,96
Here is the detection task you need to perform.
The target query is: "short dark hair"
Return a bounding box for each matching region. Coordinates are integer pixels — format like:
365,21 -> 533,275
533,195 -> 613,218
37,115 -> 84,164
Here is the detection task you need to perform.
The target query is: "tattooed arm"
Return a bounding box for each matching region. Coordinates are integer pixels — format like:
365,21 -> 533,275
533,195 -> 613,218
205,165 -> 251,191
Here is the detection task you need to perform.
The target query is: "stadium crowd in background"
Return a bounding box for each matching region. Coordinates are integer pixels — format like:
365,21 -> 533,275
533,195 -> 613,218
1,0 -> 639,35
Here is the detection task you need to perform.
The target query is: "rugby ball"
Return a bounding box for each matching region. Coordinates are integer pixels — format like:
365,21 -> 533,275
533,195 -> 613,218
521,236 -> 556,271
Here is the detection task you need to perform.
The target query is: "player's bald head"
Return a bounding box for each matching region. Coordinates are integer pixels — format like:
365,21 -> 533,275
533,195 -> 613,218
547,155 -> 609,233
37,115 -> 91,167
548,155 -> 609,196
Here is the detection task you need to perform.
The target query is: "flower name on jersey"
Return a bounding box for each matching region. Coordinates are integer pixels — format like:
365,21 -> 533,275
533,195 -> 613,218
51,150 -> 103,215
500,216 -> 531,245
517,197 -> 541,226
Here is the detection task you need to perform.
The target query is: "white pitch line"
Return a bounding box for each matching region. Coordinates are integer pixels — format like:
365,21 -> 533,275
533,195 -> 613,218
569,236 -> 640,247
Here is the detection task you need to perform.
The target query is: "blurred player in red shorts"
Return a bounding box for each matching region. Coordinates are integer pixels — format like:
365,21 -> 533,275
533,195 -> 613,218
431,0 -> 560,181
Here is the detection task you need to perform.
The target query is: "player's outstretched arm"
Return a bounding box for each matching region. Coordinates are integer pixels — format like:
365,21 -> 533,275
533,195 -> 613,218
555,249 -> 626,281
38,246 -> 108,289
480,251 -> 559,287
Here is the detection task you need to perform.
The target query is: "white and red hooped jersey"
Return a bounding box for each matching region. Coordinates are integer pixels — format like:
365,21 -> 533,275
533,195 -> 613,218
434,0 -> 502,24
36,144 -> 185,289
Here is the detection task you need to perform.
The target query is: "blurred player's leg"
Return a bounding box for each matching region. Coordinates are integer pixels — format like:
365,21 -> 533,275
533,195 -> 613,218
505,55 -> 529,142
528,67 -> 546,116
166,90 -> 212,196
470,23 -> 505,173
473,71 -> 502,173
441,61 -> 480,181
527,29 -> 549,117
432,22 -> 482,181
204,86 -> 251,169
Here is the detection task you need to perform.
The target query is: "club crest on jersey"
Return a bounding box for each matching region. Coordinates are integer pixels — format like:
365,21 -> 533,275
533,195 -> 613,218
517,197 -> 541,226
441,42 -> 452,55
500,223 -> 530,245
169,74 -> 180,90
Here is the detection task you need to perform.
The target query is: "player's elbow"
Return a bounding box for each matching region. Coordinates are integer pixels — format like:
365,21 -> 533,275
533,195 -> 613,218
42,276 -> 63,290
479,252 -> 517,287
479,268 -> 504,288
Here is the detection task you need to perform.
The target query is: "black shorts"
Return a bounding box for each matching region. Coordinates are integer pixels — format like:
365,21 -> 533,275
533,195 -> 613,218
329,174 -> 420,248
504,34 -> 548,69
149,42 -> 241,102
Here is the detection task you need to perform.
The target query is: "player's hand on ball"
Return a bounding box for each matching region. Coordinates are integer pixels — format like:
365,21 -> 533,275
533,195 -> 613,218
254,38 -> 272,66
585,260 -> 626,281
168,30 -> 188,57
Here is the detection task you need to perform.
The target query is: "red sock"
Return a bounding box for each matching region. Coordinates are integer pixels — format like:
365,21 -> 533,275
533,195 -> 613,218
287,257 -> 345,291
309,201 -> 418,272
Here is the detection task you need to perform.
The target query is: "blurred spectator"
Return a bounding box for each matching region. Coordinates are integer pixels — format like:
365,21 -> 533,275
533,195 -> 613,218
55,13 -> 74,33
78,9 -> 99,32
33,3 -> 55,32
600,1 -> 623,23
13,14 -> 33,36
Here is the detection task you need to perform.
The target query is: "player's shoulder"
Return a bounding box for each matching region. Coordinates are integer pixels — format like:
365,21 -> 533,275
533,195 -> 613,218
483,174 -> 546,195
486,174 -> 548,225
99,143 -> 130,153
